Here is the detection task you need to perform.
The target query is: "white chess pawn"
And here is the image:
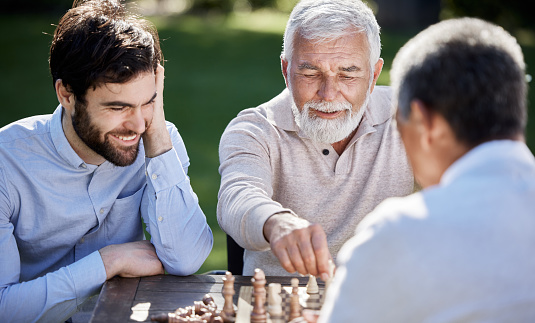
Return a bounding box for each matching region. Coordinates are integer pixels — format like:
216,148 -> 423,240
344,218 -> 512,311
325,259 -> 336,292
306,275 -> 319,294
267,283 -> 283,316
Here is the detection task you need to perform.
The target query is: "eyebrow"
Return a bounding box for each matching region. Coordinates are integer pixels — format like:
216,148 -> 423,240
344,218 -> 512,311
102,92 -> 157,108
297,63 -> 361,73
297,63 -> 319,70
339,66 -> 360,72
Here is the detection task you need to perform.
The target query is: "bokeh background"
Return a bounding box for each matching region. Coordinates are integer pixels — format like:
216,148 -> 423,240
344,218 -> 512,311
1,0 -> 533,274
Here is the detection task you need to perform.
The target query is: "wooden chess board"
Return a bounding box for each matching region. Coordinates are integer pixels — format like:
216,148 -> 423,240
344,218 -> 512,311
235,285 -> 325,323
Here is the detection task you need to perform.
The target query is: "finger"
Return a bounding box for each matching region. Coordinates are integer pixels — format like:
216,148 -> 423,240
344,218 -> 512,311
271,243 -> 296,274
295,229 -> 319,276
286,243 -> 307,275
309,225 -> 330,277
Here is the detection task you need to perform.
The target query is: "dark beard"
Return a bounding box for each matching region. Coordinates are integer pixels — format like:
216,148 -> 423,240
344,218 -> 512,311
71,101 -> 140,167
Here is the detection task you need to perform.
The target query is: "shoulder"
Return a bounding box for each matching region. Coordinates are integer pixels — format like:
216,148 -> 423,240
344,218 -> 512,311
221,90 -> 291,144
0,114 -> 52,145
365,85 -> 395,126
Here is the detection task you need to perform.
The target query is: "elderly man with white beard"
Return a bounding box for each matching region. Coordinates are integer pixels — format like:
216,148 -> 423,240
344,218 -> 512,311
217,0 -> 414,279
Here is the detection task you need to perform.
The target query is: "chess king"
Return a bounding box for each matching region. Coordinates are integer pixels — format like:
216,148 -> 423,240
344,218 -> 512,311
217,0 -> 414,278
0,0 -> 213,321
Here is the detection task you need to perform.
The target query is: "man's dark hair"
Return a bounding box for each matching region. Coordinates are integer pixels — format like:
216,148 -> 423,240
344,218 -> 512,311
391,17 -> 527,146
49,0 -> 162,103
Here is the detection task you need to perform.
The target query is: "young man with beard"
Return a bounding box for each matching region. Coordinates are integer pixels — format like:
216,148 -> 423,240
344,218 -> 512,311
0,0 -> 213,322
217,0 -> 414,279
316,17 -> 535,322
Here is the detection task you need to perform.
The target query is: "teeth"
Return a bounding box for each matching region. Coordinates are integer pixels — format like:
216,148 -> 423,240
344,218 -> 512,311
116,134 -> 137,141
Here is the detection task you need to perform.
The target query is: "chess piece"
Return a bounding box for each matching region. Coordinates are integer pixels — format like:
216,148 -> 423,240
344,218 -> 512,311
267,283 -> 283,316
324,259 -> 336,292
306,275 -> 319,294
289,278 -> 302,321
250,268 -> 267,323
221,271 -> 236,322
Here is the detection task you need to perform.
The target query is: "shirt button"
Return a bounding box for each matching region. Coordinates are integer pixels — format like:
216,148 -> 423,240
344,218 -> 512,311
322,149 -> 329,155
100,209 -> 104,214
158,216 -> 163,222
152,174 -> 158,180
80,237 -> 85,243
81,164 -> 87,169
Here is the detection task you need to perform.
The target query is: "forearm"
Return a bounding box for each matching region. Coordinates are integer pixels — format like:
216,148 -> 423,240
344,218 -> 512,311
0,251 -> 106,323
217,146 -> 297,251
142,149 -> 213,275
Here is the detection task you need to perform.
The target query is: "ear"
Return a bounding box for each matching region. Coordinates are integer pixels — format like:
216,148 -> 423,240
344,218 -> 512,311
409,99 -> 433,151
369,58 -> 384,93
281,56 -> 290,88
55,79 -> 75,113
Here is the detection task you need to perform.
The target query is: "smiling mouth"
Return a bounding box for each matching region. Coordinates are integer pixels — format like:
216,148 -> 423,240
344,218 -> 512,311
111,133 -> 138,143
312,109 -> 344,119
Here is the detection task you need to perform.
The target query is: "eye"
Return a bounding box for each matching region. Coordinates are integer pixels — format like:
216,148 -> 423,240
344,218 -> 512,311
110,107 -> 125,112
340,75 -> 355,80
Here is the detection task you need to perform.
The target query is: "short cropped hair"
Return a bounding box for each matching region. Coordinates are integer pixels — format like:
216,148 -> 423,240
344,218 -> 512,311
391,17 -> 527,146
49,0 -> 162,103
282,0 -> 381,74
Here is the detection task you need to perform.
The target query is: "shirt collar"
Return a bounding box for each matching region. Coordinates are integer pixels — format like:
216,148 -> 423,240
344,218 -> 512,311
50,105 -> 90,169
440,140 -> 534,186
265,86 -> 395,136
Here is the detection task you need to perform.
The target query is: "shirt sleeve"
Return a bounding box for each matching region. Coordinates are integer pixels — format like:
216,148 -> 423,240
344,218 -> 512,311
141,122 -> 213,276
217,110 -> 297,251
0,167 -> 106,323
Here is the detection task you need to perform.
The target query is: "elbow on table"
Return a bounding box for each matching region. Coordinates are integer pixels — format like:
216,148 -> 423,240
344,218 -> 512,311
161,236 -> 213,276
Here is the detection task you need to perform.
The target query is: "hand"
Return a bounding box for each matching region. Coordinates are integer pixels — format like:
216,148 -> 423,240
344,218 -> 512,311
142,64 -> 173,158
302,309 -> 321,323
263,213 -> 332,280
99,240 -> 165,279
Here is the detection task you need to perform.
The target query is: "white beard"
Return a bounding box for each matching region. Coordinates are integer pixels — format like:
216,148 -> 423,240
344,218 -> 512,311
291,95 -> 369,144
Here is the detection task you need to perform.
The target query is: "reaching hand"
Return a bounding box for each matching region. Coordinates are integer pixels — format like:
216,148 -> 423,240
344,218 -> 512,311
99,240 -> 165,279
263,213 -> 332,281
142,64 -> 173,158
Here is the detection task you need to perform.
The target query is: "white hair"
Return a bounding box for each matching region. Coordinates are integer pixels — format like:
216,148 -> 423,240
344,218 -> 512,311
282,0 -> 381,76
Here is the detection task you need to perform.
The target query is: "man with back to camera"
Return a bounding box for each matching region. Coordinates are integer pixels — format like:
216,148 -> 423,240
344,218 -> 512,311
217,0 -> 414,279
316,17 -> 535,322
0,0 -> 213,321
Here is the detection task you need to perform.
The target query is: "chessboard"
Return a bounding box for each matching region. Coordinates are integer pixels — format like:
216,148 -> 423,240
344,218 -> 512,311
235,284 -> 325,323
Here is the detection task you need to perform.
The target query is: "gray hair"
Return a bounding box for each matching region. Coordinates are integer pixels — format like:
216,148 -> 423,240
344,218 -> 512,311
282,0 -> 381,75
391,17 -> 527,145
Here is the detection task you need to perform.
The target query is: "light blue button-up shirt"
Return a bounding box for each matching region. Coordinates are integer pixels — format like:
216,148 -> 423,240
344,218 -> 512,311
0,106 -> 213,322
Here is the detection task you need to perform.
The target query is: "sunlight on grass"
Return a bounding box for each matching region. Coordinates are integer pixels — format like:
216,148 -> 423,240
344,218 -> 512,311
226,9 -> 288,34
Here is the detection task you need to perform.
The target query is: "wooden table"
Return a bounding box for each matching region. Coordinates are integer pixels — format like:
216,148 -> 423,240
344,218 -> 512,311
89,274 -> 314,323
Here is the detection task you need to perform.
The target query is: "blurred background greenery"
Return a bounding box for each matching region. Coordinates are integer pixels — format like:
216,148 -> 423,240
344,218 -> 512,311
0,0 -> 533,274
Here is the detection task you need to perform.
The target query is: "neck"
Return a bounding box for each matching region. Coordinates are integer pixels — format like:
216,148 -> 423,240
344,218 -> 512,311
61,108 -> 105,165
331,128 -> 357,155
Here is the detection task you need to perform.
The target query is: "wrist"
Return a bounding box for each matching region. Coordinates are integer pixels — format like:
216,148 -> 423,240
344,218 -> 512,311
263,212 -> 294,242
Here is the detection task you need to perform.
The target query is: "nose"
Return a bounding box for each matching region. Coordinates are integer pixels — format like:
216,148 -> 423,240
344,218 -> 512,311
318,76 -> 339,102
124,107 -> 148,134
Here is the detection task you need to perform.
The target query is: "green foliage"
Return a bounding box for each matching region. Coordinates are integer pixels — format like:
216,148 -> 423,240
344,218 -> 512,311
442,0 -> 534,31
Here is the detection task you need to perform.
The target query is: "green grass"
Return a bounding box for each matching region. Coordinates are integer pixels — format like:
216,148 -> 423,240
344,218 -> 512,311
2,11 -> 535,274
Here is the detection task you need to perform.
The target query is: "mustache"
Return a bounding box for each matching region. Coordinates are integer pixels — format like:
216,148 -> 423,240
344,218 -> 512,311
303,100 -> 353,113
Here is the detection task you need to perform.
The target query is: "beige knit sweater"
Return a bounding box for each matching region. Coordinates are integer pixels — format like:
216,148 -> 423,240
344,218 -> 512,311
217,86 -> 414,276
